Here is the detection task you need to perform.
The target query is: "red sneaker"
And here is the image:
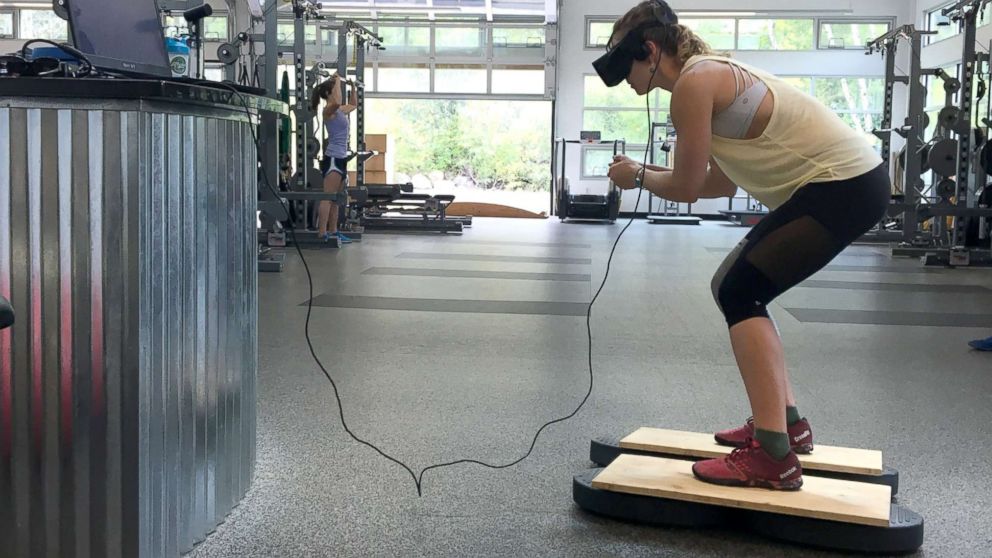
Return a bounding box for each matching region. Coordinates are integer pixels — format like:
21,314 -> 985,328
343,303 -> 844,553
714,417 -> 814,454
692,438 -> 803,490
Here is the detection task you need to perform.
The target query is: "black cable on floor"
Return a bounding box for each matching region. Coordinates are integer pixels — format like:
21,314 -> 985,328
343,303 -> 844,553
223,63 -> 657,494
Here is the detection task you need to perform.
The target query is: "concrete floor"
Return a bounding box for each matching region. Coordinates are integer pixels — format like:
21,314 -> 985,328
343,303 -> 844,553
189,218 -> 992,557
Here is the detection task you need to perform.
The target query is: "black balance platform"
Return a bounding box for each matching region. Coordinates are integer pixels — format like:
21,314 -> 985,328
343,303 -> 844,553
590,434 -> 900,495
257,229 -> 342,248
574,467 -> 924,555
647,214 -> 702,225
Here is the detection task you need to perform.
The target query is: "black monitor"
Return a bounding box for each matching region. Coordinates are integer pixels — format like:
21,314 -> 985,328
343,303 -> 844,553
67,0 -> 172,78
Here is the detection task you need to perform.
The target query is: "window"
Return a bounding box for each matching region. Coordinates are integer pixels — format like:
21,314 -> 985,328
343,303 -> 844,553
813,76 -> 885,147
362,98 -> 552,205
926,5 -> 959,45
435,65 -> 487,94
582,147 -> 616,179
491,66 -> 545,95
202,15 -> 229,41
681,19 -> 735,51
927,64 -> 959,110
581,75 -> 670,173
378,65 -> 430,93
19,9 -> 68,41
363,22 -> 546,98
435,26 -> 486,57
586,18 -> 615,48
378,26 -> 430,57
818,21 -> 892,50
278,22 -> 317,47
164,14 -> 227,41
164,16 -> 186,37
493,26 -> 545,59
204,66 -> 225,82
737,19 -> 815,50
0,12 -> 13,38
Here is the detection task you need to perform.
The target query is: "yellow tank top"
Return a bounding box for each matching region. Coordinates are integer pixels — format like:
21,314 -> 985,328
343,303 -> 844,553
682,55 -> 883,209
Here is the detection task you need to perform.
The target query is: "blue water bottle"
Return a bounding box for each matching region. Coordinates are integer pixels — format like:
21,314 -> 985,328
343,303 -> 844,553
165,37 -> 190,77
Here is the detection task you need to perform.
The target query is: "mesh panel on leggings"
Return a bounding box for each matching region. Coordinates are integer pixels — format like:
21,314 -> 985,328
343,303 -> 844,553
744,216 -> 843,292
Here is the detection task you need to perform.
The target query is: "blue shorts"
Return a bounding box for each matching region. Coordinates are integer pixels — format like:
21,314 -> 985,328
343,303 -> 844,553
320,156 -> 348,178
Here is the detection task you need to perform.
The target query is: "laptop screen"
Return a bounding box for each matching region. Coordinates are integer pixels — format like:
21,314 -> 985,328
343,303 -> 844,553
68,0 -> 172,77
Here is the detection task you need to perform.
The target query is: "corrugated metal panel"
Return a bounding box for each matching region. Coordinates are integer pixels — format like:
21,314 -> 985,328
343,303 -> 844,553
0,101 -> 257,558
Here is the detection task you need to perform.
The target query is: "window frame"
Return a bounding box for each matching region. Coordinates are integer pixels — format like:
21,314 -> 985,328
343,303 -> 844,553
0,10 -> 15,39
585,15 -> 903,52
817,19 -> 895,50
17,8 -> 69,42
925,2 -> 959,46
201,13 -> 230,42
362,19 -> 549,100
734,17 -> 817,52
585,16 -> 616,49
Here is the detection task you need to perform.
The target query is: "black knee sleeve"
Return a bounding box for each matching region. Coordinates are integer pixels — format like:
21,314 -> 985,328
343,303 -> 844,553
713,258 -> 778,328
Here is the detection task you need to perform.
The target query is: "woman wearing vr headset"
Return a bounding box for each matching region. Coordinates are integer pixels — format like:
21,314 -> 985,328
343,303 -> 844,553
603,1 -> 890,490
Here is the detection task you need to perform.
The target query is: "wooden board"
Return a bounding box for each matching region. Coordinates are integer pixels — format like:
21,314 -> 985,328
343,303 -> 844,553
621,428 -> 884,476
592,454 -> 892,527
446,202 -> 548,219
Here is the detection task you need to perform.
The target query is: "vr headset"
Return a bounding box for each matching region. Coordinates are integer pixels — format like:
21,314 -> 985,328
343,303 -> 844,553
593,1 -> 678,87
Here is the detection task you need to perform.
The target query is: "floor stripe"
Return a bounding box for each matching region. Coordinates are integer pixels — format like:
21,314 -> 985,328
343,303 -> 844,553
706,247 -> 888,258
441,240 -> 592,248
306,294 -> 589,316
784,308 -> 992,327
821,265 -> 942,274
362,267 -> 591,282
798,280 -> 990,294
397,252 -> 592,265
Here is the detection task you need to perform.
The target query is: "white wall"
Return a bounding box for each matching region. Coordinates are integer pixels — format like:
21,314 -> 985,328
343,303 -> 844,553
556,0 -> 915,214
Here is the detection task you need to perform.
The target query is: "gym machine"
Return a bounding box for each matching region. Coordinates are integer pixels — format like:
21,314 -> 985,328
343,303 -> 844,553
646,122 -> 702,225
719,195 -> 767,227
331,21 -> 470,234
866,5 -> 992,266
256,2 -> 379,254
552,138 -> 625,223
863,25 -> 930,243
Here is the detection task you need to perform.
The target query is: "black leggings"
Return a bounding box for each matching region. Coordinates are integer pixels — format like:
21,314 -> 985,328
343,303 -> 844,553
712,164 -> 891,327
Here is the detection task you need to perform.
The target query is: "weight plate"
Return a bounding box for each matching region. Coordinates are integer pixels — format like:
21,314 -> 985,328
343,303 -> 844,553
982,142 -> 992,175
936,179 -> 957,199
53,0 -> 69,21
928,139 -> 958,178
217,43 -> 239,65
938,106 -> 961,129
306,137 -> 321,159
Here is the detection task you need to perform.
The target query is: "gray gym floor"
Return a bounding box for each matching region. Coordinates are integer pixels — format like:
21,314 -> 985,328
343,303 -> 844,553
189,218 -> 992,557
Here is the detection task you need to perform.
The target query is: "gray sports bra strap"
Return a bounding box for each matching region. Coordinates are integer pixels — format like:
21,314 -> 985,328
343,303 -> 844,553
712,61 -> 769,140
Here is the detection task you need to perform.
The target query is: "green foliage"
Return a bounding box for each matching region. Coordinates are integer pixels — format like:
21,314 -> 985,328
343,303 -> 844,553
364,99 -> 551,191
814,78 -> 885,112
681,19 -> 736,50
738,19 -> 815,50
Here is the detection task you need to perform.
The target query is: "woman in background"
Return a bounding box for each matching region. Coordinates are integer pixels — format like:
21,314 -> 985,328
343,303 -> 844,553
310,74 -> 358,244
